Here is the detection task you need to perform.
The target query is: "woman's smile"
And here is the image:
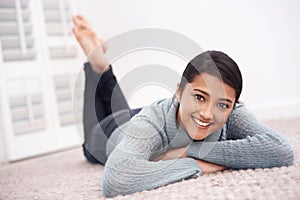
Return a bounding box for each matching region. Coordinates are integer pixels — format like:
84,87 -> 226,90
191,116 -> 213,129
176,73 -> 236,140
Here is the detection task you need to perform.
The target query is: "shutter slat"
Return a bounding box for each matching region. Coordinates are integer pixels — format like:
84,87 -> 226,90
0,0 -> 29,8
0,9 -> 17,21
0,23 -> 32,36
9,95 -> 27,108
46,23 -> 65,35
0,9 -> 30,22
11,107 -> 29,122
58,101 -> 72,114
32,105 -> 44,118
1,36 -> 34,49
43,0 -> 70,10
0,0 -> 15,8
54,78 -> 69,89
2,49 -> 36,61
49,47 -> 77,59
13,118 -> 46,135
0,23 -> 18,35
44,10 -> 71,22
55,89 -> 71,101
31,94 -> 42,104
60,115 -> 74,126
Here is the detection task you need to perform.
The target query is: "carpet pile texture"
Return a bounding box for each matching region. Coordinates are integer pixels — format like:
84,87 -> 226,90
0,118 -> 299,200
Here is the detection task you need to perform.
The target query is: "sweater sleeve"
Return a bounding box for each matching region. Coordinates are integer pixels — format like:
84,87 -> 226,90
102,118 -> 202,198
186,105 -> 294,169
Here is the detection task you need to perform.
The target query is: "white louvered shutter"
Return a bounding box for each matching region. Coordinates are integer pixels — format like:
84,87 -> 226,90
0,0 -> 36,61
0,0 -> 82,162
42,0 -> 77,59
7,77 -> 46,135
53,74 -> 75,126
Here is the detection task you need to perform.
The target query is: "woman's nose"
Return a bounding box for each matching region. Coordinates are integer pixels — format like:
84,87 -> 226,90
199,103 -> 213,120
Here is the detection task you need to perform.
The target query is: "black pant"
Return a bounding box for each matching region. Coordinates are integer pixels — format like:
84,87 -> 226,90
82,63 -> 141,164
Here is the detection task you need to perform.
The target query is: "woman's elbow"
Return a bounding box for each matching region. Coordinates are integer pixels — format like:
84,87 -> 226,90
102,167 -> 123,198
262,132 -> 294,167
102,164 -> 136,198
281,144 -> 294,166
270,142 -> 294,167
102,175 -> 115,198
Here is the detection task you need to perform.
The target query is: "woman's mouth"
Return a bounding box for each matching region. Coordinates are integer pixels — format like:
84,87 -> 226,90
192,116 -> 212,129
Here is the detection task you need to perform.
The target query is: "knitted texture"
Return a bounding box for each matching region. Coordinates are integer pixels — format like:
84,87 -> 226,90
103,98 -> 294,197
187,104 -> 294,169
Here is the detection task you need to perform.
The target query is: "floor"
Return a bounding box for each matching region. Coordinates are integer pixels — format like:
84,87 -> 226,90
0,118 -> 299,200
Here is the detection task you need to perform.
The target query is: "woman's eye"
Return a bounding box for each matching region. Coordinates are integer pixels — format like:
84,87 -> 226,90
194,94 -> 205,101
218,103 -> 229,109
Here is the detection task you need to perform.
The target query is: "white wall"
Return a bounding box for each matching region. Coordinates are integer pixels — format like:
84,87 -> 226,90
76,0 -> 300,120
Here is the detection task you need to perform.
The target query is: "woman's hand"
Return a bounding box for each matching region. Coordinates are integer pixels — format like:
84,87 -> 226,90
195,160 -> 227,174
72,15 -> 109,73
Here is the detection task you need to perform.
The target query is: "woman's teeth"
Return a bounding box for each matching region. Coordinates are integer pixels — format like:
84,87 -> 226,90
192,117 -> 210,127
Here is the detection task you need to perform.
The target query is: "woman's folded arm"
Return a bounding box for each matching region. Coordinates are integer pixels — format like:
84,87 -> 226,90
102,120 -> 201,198
186,105 -> 294,169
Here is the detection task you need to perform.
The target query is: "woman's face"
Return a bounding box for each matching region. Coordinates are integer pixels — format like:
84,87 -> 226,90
176,73 -> 236,140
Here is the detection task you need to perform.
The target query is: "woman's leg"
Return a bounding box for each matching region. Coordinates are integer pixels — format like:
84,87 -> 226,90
83,62 -> 130,135
83,62 -> 138,164
72,15 -> 141,164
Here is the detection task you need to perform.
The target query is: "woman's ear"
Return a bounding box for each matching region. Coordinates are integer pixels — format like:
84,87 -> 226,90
175,83 -> 181,102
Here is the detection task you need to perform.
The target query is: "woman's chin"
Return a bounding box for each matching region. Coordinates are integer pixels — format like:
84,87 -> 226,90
189,132 -> 208,141
188,128 -> 217,141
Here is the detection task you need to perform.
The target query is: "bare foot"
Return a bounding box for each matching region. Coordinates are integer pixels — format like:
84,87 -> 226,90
72,15 -> 109,73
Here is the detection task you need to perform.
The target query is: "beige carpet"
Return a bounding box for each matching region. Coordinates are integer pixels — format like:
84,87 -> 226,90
0,118 -> 300,200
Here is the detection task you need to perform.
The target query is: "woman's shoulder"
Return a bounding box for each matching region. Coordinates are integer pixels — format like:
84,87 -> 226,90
233,102 -> 244,110
230,102 -> 249,116
227,102 -> 257,126
138,97 -> 175,115
131,97 -> 176,128
149,97 -> 175,107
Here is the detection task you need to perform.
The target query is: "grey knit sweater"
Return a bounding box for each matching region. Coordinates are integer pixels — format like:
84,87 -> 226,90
103,98 -> 294,198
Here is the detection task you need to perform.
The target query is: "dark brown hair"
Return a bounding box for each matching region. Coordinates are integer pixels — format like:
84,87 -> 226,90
179,50 -> 243,103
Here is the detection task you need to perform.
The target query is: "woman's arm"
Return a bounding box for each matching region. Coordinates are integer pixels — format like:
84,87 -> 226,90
186,105 -> 294,169
102,119 -> 202,198
153,147 -> 227,173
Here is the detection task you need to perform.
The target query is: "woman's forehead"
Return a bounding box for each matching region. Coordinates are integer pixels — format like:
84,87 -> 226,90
187,74 -> 236,100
